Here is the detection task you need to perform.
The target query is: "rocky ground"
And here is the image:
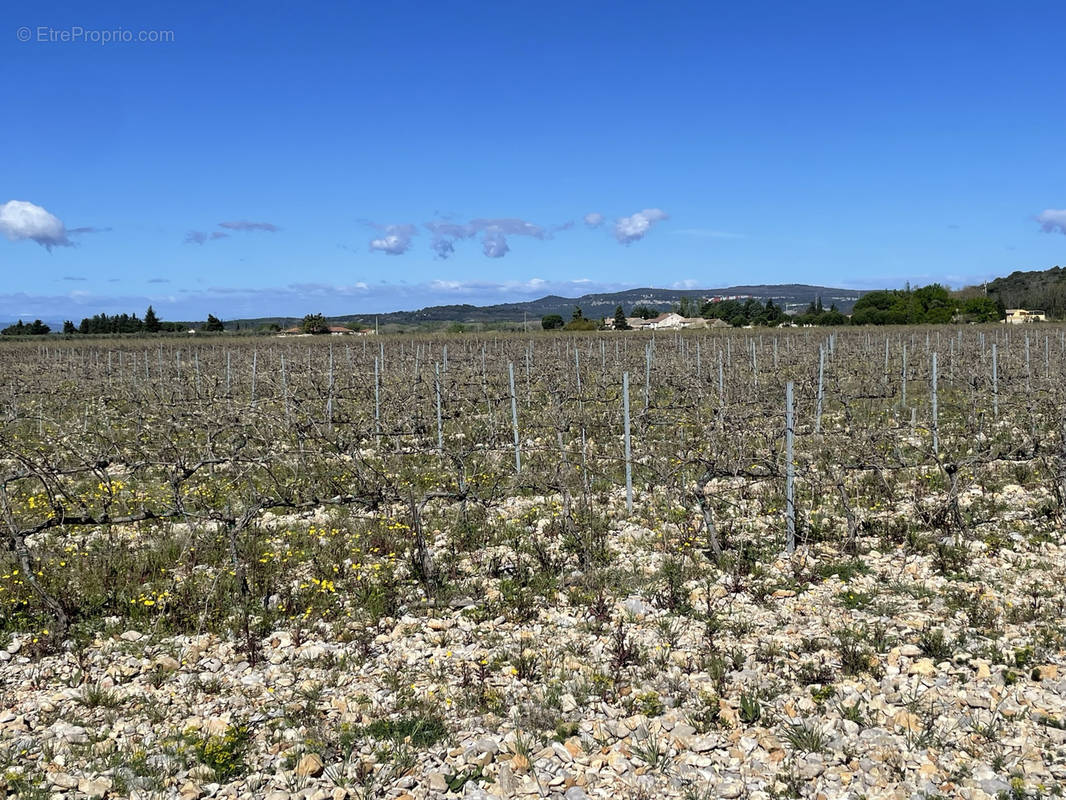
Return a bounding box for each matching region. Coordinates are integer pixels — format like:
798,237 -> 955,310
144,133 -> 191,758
3,479 -> 1066,800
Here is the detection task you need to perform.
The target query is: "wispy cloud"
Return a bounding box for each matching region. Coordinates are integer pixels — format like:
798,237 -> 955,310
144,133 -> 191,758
374,209 -> 667,258
218,220 -> 280,232
425,221 -> 472,259
473,219 -> 546,257
0,200 -> 72,250
472,218 -> 546,238
62,276 -> 87,281
185,220 -> 279,243
420,216 -> 557,259
185,230 -> 229,245
614,208 -> 669,244
1036,209 -> 1066,235
422,277 -> 628,297
148,278 -> 170,284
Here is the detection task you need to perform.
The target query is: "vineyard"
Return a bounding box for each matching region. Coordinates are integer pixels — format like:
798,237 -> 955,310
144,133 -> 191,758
2,327 -> 1066,799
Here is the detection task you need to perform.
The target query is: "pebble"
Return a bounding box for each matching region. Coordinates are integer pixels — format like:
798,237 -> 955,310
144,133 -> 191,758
1,492 -> 1064,800
295,753 -> 324,777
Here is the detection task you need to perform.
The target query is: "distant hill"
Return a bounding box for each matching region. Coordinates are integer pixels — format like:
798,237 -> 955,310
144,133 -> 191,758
228,283 -> 867,330
986,266 -> 1066,318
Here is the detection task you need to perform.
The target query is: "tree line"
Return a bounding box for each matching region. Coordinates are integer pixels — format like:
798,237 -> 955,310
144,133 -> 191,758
64,308 -> 230,335
985,266 -> 1066,318
1,319 -> 51,336
0,308 -> 232,336
540,283 -> 1006,330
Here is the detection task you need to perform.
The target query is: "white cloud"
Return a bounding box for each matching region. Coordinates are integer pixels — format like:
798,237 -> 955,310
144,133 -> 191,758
0,200 -> 72,250
614,208 -> 669,245
584,212 -> 604,228
469,218 -> 545,259
481,231 -> 509,258
423,217 -> 551,258
430,238 -> 456,258
369,224 -> 417,255
425,221 -> 475,259
1036,209 -> 1066,235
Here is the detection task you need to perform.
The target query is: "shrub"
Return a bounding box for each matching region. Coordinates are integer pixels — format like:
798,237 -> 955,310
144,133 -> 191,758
781,720 -> 828,754
194,723 -> 251,781
738,691 -> 761,724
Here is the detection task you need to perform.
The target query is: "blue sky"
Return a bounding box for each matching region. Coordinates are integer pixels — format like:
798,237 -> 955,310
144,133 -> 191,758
2,0 -> 1065,322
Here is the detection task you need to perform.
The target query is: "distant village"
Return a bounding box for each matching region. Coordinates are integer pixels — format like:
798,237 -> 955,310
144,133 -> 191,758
278,324 -> 375,336
605,312 -> 732,330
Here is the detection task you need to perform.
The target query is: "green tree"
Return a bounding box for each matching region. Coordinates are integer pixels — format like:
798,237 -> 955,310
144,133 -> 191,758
302,313 -> 329,334
613,305 -> 630,330
631,304 -> 659,319
571,306 -> 584,322
703,299 -> 738,321
565,317 -> 599,331
763,299 -> 787,326
2,319 -> 50,336
541,314 -> 564,330
62,320 -> 76,334
203,314 -> 225,332
851,282 -> 969,326
144,305 -> 161,332
960,296 -> 1001,323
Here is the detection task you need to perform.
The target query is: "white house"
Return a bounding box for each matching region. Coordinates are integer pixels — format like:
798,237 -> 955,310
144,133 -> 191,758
1004,309 -> 1047,324
646,313 -> 686,329
645,313 -> 711,330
